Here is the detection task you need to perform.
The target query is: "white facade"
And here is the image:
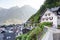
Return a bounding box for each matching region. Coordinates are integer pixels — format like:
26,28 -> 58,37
41,9 -> 57,28
42,26 -> 60,40
41,7 -> 60,40
57,15 -> 60,25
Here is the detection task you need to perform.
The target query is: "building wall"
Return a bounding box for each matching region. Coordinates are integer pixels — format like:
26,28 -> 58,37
41,10 -> 57,28
53,13 -> 57,28
57,15 -> 60,25
42,29 -> 53,40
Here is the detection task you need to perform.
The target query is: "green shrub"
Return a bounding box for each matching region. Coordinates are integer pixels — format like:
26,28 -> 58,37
26,27 -> 42,40
58,25 -> 60,29
41,22 -> 52,27
16,22 -> 52,40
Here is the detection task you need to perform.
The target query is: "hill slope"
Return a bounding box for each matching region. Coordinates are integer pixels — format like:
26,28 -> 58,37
29,0 -> 60,23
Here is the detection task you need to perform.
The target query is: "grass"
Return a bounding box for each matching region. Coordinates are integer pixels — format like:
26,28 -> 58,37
16,22 -> 52,40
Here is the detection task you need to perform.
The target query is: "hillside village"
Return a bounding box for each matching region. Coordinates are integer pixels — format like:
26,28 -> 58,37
16,0 -> 60,40
16,7 -> 60,40
0,24 -> 35,40
14,0 -> 60,40
0,0 -> 60,40
1,6 -> 60,40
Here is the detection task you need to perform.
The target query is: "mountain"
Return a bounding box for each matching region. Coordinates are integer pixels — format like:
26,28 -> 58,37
0,5 -> 37,25
29,0 -> 60,24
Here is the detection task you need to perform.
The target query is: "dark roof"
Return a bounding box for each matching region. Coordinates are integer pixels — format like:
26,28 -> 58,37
57,8 -> 60,12
50,7 -> 60,12
22,28 -> 30,34
40,6 -> 60,22
49,6 -> 60,15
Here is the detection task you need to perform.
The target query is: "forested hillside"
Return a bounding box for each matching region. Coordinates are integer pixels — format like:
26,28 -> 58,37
29,0 -> 60,23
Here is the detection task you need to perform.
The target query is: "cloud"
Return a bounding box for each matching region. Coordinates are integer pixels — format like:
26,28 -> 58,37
0,0 -> 45,9
17,0 -> 45,9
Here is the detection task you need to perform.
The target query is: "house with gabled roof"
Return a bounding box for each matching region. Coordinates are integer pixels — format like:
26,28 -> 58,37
40,7 -> 60,28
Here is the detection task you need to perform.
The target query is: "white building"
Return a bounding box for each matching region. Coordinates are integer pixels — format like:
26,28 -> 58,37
40,7 -> 60,28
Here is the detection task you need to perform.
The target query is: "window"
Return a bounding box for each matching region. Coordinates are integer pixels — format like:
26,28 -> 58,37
48,13 -> 50,16
58,16 -> 60,19
46,18 -> 48,20
49,17 -> 53,20
45,13 -> 50,16
7,36 -> 11,39
45,14 -> 47,16
42,18 -> 45,21
58,12 -> 60,14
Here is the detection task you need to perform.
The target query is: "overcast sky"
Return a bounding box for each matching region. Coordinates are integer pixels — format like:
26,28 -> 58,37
0,0 -> 45,10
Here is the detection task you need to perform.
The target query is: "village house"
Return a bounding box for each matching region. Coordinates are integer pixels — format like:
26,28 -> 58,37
40,7 -> 60,28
